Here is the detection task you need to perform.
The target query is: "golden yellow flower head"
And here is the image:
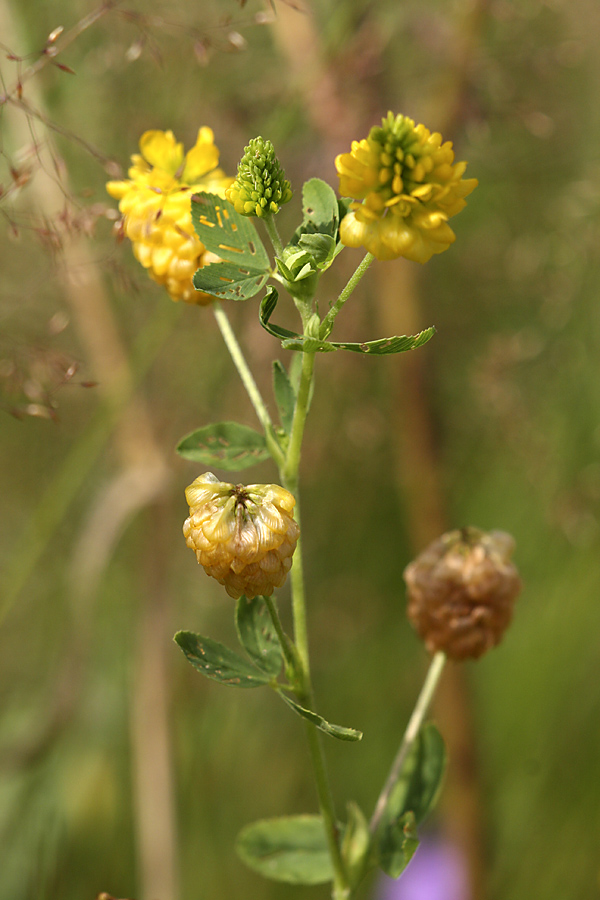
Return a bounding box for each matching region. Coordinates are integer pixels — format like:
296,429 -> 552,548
107,128 -> 232,304
183,472 -> 300,599
335,112 -> 477,263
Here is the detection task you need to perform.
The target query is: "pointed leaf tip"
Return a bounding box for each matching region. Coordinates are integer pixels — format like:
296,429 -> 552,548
278,691 -> 362,741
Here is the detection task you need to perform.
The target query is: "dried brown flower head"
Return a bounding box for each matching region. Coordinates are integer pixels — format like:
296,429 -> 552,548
404,527 -> 521,660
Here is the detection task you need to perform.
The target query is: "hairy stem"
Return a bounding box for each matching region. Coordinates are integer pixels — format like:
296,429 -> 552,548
262,213 -> 284,257
282,348 -> 315,669
320,252 -> 374,338
279,346 -> 349,898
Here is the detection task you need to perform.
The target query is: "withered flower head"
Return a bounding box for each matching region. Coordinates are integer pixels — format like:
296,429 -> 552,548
403,527 -> 521,660
183,472 -> 300,599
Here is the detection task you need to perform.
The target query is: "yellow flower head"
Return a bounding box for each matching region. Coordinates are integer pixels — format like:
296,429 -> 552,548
107,128 -> 233,304
335,112 -> 477,263
183,473 -> 300,599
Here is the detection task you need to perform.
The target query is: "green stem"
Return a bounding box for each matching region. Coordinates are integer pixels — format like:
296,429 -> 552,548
282,348 -> 315,669
214,282 -> 346,894
211,301 -> 285,469
320,252 -> 374,339
305,722 -> 349,900
369,651 -> 447,836
262,214 -> 284,257
277,347 -> 349,899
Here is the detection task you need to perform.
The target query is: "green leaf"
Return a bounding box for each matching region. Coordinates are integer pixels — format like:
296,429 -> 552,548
277,691 -> 362,742
286,180 -> 340,273
301,178 -> 340,235
260,287 -> 435,356
190,192 -> 270,301
236,815 -> 334,885
272,361 -> 295,434
176,421 -> 270,470
382,723 -> 447,827
174,631 -> 271,687
341,802 -> 371,887
193,261 -> 268,301
338,196 -> 353,220
191,192 -> 270,269
235,595 -> 284,677
298,232 -> 336,267
328,327 -> 436,355
378,811 -> 419,880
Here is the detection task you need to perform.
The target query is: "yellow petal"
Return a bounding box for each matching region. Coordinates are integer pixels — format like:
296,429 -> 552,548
182,127 -> 220,184
139,130 -> 184,175
106,180 -> 131,199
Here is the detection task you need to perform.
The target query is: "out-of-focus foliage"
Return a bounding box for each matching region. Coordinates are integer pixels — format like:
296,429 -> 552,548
1,1 -> 599,899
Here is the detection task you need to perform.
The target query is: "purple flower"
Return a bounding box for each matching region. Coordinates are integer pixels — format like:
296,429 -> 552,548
377,837 -> 470,900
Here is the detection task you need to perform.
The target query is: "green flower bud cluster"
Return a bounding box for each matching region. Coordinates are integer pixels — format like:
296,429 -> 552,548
225,137 -> 292,218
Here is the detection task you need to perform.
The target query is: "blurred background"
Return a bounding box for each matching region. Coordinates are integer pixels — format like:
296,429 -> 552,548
1,1 -> 599,899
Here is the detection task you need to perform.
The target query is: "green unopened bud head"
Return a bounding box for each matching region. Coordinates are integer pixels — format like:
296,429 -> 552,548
225,137 -> 292,218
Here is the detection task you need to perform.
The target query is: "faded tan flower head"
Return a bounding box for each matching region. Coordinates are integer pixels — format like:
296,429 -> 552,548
404,527 -> 521,660
107,128 -> 232,304
336,112 -> 477,263
183,472 -> 300,599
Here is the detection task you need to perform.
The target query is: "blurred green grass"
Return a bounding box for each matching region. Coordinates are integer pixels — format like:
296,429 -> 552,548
1,0 -> 599,899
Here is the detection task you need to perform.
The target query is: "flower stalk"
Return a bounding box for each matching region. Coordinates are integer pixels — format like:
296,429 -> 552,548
211,301 -> 285,470
369,650 -> 447,837
263,213 -> 284,258
320,251 -> 374,339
